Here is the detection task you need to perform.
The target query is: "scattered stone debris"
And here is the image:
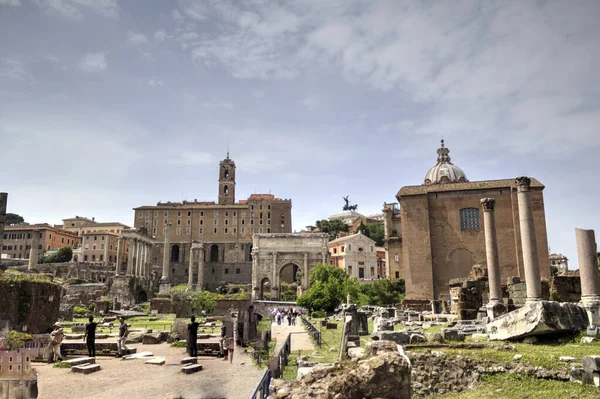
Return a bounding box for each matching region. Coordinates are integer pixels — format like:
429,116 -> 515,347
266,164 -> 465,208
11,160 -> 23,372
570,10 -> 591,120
271,340 -> 411,399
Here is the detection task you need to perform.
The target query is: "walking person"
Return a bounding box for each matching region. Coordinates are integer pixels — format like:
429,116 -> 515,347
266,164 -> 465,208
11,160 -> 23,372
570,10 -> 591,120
187,315 -> 200,358
83,316 -> 97,358
116,317 -> 130,358
48,322 -> 64,363
225,337 -> 234,364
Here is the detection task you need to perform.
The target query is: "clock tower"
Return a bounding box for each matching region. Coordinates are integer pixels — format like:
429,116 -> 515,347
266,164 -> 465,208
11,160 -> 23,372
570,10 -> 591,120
218,152 -> 236,205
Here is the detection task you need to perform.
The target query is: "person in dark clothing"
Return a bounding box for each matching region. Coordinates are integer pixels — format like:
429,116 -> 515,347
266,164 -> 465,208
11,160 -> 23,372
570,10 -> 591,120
187,315 -> 200,357
83,316 -> 97,357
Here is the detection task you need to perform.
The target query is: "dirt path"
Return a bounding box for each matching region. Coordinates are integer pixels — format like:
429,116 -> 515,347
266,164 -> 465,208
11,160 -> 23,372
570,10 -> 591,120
271,320 -> 315,352
35,340 -> 263,399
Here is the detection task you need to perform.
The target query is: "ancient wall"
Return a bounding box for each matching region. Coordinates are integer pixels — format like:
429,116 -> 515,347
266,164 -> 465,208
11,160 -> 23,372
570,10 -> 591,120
448,278 -> 489,320
0,277 -> 62,333
550,275 -> 582,302
399,195 -> 434,301
506,278 -> 550,308
62,283 -> 107,306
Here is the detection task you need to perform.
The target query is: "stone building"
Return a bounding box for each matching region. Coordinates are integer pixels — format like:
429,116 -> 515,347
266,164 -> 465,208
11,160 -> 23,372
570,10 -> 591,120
328,232 -> 378,280
549,253 -> 569,274
383,140 -> 550,303
251,233 -> 329,300
60,216 -> 129,237
81,230 -> 124,265
1,224 -> 80,261
0,345 -> 38,399
0,192 -> 7,265
133,154 -> 292,290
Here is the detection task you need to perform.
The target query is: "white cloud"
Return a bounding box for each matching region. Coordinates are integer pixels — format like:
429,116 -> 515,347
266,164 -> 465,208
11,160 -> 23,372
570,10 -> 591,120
172,151 -> 214,166
148,79 -> 164,87
200,101 -> 235,110
34,0 -> 118,21
0,0 -> 20,6
0,57 -> 33,82
127,31 -> 148,46
302,95 -> 320,110
77,52 -> 107,72
172,9 -> 184,23
177,32 -> 198,42
154,30 -> 168,41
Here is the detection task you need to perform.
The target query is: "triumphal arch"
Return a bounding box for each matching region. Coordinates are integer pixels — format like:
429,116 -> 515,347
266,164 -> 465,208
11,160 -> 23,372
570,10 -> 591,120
251,233 -> 329,300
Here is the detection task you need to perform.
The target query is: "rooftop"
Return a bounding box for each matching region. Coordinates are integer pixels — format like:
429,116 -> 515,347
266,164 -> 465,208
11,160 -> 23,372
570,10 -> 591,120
398,177 -> 544,197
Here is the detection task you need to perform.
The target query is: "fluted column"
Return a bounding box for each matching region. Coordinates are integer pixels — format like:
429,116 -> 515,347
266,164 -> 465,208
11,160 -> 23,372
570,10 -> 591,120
143,243 -> 148,277
126,238 -> 134,276
115,237 -> 123,276
516,177 -> 542,302
28,230 -> 39,271
197,244 -> 204,291
137,239 -> 143,276
303,252 -> 309,288
481,198 -> 502,303
161,224 -> 171,281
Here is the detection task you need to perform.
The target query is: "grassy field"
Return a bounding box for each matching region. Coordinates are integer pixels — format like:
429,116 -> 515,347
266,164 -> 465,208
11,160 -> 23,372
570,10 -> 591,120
425,374 -> 600,399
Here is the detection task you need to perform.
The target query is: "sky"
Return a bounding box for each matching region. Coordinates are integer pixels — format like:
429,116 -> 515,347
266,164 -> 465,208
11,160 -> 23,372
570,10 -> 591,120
1,0 -> 599,268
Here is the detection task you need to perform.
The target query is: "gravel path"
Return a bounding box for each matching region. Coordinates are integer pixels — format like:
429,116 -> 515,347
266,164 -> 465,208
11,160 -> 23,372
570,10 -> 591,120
35,339 -> 263,399
271,321 -> 315,352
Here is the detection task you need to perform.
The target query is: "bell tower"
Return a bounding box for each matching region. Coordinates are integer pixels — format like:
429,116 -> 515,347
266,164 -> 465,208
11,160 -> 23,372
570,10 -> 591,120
218,151 -> 236,205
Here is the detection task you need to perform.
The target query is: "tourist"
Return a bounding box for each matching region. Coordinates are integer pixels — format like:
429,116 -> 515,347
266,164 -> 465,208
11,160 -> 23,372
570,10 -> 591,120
117,317 -> 130,358
187,315 -> 200,358
220,324 -> 227,358
83,316 -> 97,357
48,322 -> 64,363
225,336 -> 234,364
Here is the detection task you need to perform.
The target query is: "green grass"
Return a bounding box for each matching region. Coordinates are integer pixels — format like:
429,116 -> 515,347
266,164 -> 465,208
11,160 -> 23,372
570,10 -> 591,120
424,373 -> 600,399
305,318 -> 343,364
171,340 -> 187,348
257,318 -> 272,332
283,350 -> 306,381
53,361 -> 71,368
411,337 -> 600,370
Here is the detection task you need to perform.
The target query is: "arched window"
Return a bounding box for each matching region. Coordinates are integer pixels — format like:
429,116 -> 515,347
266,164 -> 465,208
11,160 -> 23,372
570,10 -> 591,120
224,185 -> 229,194
224,169 -> 229,178
170,244 -> 180,262
460,208 -> 480,231
210,244 -> 219,262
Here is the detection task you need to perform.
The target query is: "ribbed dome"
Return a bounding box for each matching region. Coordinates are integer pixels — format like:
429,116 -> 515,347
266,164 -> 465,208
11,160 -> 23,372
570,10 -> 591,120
423,140 -> 468,185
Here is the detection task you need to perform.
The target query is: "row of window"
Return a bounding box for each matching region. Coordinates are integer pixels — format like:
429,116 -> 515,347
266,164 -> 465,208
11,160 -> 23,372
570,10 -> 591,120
154,227 -> 276,236
2,244 -> 42,251
145,218 -> 272,227
85,235 -> 110,241
83,254 -> 113,262
137,205 -> 274,219
3,232 -> 42,240
0,363 -> 30,371
84,244 -> 113,250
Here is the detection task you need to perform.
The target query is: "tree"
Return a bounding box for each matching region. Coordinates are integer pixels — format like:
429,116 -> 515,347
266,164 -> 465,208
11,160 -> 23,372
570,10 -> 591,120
360,279 -> 405,305
40,246 -> 73,263
358,221 -> 367,235
315,219 -> 349,241
1,331 -> 32,350
363,223 -> 385,246
297,263 -> 358,312
5,213 -> 24,225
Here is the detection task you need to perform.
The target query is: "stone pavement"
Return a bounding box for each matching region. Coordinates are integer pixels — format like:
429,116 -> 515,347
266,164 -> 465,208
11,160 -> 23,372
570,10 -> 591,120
271,320 -> 315,352
35,339 -> 263,399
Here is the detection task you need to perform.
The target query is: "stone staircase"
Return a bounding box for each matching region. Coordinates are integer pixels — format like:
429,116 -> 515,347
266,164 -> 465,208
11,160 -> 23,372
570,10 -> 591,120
181,363 -> 203,374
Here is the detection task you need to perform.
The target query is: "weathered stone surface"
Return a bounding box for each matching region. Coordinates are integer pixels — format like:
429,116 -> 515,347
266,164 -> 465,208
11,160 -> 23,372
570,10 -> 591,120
142,332 -> 162,345
272,340 -> 411,399
180,357 -> 197,365
63,357 -> 96,367
583,356 -> 600,374
371,331 -> 410,345
123,351 -> 154,360
125,331 -> 146,344
182,364 -> 203,374
409,333 -> 426,344
145,357 -> 166,365
486,301 -> 588,340
425,332 -> 445,343
348,347 -> 367,359
559,356 -> 576,363
71,363 -> 101,374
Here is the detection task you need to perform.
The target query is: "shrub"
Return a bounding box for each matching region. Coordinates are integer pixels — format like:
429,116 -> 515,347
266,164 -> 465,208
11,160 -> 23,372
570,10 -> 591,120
73,306 -> 88,317
171,340 -> 187,348
53,361 -> 71,368
311,310 -> 327,318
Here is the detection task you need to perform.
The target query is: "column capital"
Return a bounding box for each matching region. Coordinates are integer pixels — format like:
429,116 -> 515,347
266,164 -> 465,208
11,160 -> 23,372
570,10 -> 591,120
515,176 -> 531,192
480,198 -> 496,212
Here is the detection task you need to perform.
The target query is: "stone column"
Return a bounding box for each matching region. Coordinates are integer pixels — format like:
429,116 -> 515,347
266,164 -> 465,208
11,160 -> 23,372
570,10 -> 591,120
0,193 -> 7,266
271,252 -> 278,299
481,198 -> 506,319
115,237 -> 123,276
251,249 -> 258,300
161,224 -> 171,281
28,230 -> 39,271
143,243 -> 148,277
126,238 -> 134,276
136,239 -> 143,276
576,228 -> 600,326
516,176 -> 542,302
321,249 -> 327,265
188,246 -> 195,288
197,244 -> 204,291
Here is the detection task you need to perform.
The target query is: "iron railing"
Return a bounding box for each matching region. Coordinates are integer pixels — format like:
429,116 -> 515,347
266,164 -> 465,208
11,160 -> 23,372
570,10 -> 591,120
248,369 -> 271,399
301,316 -> 322,347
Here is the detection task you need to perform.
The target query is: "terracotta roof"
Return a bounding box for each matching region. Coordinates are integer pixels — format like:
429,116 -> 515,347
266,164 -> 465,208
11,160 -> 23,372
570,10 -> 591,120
397,177 -> 544,197
328,231 -> 375,245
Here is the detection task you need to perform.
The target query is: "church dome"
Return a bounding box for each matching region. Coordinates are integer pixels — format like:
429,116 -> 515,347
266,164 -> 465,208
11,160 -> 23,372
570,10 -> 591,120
423,140 -> 468,185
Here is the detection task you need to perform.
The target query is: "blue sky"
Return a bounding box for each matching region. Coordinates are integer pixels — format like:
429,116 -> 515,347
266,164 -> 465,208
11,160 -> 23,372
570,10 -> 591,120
1,0 -> 599,268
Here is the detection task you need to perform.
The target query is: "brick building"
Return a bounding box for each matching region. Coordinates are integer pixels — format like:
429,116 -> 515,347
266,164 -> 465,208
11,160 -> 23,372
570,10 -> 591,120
1,224 -> 80,260
383,140 -> 550,303
133,154 -> 292,289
